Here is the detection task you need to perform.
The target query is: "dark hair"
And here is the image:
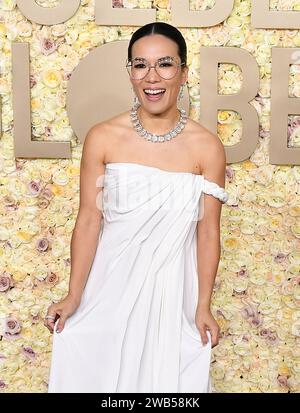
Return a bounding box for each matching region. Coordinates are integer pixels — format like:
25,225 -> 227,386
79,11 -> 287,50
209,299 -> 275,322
127,22 -> 187,67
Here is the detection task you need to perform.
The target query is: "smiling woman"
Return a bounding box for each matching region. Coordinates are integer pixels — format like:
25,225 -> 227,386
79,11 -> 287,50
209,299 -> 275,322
45,21 -> 228,393
124,24 -> 190,143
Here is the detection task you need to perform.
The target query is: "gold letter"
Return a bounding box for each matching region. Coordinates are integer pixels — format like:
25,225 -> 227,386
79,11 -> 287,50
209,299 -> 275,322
252,0 -> 300,29
12,43 -> 71,158
95,0 -> 156,26
199,47 -> 260,163
0,96 -> 2,135
270,48 -> 300,165
171,0 -> 234,27
16,0 -> 80,25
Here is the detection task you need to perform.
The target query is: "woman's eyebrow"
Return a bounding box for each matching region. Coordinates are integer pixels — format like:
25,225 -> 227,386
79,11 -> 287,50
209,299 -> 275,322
132,55 -> 173,61
158,55 -> 173,60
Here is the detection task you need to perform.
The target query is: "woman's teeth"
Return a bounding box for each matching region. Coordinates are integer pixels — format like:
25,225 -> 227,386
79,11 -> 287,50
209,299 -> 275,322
144,89 -> 166,95
143,89 -> 166,101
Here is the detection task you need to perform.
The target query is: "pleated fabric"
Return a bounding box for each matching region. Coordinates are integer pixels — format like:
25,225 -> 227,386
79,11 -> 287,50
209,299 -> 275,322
47,162 -> 228,393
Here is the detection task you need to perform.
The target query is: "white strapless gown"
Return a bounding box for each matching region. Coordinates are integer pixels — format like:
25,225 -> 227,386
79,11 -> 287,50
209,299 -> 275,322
47,162 -> 228,393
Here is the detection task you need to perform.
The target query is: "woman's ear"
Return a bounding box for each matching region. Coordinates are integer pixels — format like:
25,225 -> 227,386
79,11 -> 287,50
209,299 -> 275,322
182,65 -> 189,83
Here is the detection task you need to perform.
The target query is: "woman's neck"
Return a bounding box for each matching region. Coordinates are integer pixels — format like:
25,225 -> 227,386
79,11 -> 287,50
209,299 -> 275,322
136,105 -> 180,136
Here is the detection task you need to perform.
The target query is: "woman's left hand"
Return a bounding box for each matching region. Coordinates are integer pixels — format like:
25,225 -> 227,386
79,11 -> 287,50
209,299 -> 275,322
195,307 -> 221,348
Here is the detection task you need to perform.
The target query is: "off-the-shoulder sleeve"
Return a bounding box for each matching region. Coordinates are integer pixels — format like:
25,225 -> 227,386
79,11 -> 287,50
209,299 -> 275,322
202,177 -> 229,204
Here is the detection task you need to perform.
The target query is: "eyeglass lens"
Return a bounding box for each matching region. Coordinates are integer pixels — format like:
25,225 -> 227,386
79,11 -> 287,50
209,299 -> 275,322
127,57 -> 181,80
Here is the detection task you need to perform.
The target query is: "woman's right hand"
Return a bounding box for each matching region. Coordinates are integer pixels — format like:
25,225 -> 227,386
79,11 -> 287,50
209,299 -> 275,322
44,293 -> 81,334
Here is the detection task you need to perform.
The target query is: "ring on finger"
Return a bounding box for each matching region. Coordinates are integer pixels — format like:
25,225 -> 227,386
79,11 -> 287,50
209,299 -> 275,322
45,315 -> 55,320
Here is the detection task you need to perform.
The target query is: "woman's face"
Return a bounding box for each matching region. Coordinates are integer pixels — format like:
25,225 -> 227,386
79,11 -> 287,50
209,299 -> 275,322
129,34 -> 188,114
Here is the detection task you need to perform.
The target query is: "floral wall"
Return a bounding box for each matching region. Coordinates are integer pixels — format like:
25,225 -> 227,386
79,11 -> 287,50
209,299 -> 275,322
0,0 -> 300,393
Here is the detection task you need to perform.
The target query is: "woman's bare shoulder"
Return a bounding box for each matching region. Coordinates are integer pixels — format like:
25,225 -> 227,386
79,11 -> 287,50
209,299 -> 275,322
91,111 -> 130,132
186,117 -> 226,172
188,117 -> 224,148
187,117 -> 215,138
82,111 -> 131,166
86,110 -> 131,142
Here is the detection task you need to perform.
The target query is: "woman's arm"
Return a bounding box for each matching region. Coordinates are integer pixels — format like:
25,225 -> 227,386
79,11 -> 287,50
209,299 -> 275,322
67,123 -> 108,304
195,132 -> 227,346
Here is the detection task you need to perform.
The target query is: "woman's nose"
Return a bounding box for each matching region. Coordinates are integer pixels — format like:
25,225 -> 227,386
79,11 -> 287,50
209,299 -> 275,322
146,65 -> 160,81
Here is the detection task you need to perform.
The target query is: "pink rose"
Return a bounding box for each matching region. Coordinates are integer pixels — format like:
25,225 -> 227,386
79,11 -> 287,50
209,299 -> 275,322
31,314 -> 41,324
274,253 -> 288,264
225,166 -> 234,181
40,38 -> 58,55
29,75 -> 36,88
3,316 -> 22,339
259,328 -> 270,337
45,271 -> 59,286
37,198 -> 50,209
28,180 -> 42,196
241,303 -> 257,319
0,271 -> 13,292
237,266 -> 248,277
22,346 -> 36,360
40,186 -> 54,200
4,195 -> 18,211
277,375 -> 289,388
112,0 -> 124,7
265,331 -> 279,346
250,314 -> 263,328
36,238 -> 50,252
0,380 -> 6,389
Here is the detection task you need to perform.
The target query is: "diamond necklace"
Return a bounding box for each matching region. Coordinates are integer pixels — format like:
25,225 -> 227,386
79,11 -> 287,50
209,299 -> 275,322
130,102 -> 188,143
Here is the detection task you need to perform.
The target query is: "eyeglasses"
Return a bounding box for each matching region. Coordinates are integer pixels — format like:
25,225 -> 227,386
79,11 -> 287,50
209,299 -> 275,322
126,56 -> 185,80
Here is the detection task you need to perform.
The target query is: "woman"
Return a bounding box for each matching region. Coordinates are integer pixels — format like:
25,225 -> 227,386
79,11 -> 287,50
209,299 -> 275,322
45,21 -> 228,393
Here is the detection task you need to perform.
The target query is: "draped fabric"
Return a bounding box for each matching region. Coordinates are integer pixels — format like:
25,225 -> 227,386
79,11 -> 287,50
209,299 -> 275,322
48,162 -> 228,393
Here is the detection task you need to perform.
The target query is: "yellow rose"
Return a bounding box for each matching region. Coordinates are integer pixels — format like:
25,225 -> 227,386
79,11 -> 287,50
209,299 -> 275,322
291,222 -> 300,238
123,0 -> 138,7
288,251 -> 300,267
211,363 -> 226,380
21,328 -> 33,339
52,169 -> 69,186
291,360 -> 300,374
237,1 -> 251,16
294,3 -> 300,11
42,69 -> 61,88
1,0 -> 16,11
226,14 -> 243,29
291,320 -> 300,336
16,21 -> 32,37
229,30 -> 246,46
222,236 -> 241,253
51,23 -> 67,37
153,0 -> 168,8
248,267 -> 268,285
10,268 -> 25,283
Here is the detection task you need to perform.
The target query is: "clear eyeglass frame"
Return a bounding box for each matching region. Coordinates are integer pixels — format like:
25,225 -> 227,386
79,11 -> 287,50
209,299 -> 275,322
125,57 -> 186,80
